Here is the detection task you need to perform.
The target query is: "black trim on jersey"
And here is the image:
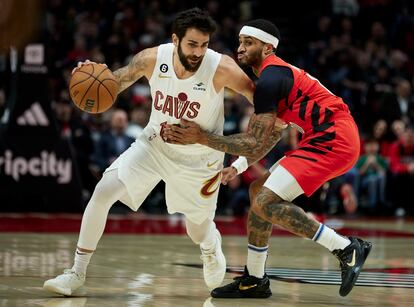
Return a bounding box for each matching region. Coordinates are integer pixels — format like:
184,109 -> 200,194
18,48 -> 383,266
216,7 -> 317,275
253,65 -> 294,114
299,96 -> 309,120
290,154 -> 318,162
297,146 -> 328,155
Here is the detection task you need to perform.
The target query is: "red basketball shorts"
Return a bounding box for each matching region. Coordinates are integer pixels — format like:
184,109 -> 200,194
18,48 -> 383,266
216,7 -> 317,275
279,114 -> 360,196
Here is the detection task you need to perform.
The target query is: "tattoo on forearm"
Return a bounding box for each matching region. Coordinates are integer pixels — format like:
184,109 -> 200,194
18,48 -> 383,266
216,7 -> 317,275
246,127 -> 283,165
247,211 -> 273,247
204,113 -> 279,158
205,132 -> 256,157
113,49 -> 149,93
256,188 -> 319,239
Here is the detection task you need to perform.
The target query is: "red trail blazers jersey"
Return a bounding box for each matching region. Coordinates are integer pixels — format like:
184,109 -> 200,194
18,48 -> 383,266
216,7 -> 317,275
259,55 -> 360,196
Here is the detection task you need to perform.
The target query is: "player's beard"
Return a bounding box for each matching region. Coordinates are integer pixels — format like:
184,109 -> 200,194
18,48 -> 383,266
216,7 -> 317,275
178,43 -> 203,72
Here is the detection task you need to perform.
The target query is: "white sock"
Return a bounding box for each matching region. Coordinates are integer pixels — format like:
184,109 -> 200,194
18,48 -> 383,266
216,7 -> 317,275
72,248 -> 93,275
200,227 -> 217,253
247,244 -> 268,278
313,224 -> 351,251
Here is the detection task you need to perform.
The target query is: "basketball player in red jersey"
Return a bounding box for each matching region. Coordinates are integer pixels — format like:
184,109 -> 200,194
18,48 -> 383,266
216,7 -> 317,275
164,19 -> 372,298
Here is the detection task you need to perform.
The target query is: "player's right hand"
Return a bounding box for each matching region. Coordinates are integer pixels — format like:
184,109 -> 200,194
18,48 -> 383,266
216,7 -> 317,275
221,166 -> 238,185
71,59 -> 108,75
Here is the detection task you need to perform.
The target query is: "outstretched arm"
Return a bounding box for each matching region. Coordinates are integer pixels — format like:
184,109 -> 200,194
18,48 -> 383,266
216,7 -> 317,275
203,113 -> 285,159
165,112 -> 285,160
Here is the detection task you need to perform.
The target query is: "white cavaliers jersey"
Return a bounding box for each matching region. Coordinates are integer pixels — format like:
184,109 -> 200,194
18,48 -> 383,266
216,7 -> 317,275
144,43 -> 224,155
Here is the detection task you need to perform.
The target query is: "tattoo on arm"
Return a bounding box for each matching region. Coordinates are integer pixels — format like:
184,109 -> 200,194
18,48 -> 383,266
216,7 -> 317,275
113,49 -> 149,93
202,113 -> 281,158
246,122 -> 283,165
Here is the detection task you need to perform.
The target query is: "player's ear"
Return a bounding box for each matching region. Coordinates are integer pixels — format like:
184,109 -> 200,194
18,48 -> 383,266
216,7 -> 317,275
172,34 -> 179,47
263,43 -> 273,56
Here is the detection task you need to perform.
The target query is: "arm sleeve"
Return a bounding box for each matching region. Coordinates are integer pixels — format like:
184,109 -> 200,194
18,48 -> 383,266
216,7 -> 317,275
253,65 -> 294,114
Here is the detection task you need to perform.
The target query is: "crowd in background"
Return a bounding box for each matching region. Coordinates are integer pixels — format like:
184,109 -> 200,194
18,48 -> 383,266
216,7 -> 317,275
3,0 -> 413,217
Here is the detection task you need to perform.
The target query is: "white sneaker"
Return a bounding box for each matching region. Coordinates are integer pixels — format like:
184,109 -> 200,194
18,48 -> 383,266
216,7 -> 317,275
200,230 -> 226,289
43,269 -> 86,296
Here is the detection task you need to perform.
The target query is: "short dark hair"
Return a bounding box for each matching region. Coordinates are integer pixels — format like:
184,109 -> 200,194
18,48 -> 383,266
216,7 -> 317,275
172,7 -> 217,40
364,136 -> 378,144
244,19 -> 281,41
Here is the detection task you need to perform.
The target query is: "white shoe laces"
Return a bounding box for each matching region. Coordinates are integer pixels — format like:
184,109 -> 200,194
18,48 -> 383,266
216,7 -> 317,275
201,251 -> 217,266
59,269 -> 84,280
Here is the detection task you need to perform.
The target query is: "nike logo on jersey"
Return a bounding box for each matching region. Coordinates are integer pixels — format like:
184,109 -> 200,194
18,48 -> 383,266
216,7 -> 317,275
207,160 -> 218,168
347,250 -> 356,266
239,283 -> 257,291
158,73 -> 171,79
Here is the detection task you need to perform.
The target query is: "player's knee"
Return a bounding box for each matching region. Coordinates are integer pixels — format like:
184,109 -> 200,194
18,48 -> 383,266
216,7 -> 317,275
254,188 -> 284,215
186,220 -> 211,244
186,230 -> 203,244
248,173 -> 271,202
89,171 -> 125,208
90,180 -> 107,203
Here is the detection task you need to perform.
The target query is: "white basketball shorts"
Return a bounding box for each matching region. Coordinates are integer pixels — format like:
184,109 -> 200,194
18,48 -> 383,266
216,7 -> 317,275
105,133 -> 225,224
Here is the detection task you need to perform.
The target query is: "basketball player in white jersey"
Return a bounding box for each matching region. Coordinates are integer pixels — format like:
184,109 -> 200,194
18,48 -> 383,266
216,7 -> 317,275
43,8 -> 255,296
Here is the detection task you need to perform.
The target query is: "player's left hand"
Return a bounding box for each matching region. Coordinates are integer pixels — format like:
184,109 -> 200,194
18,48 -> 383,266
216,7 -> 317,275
221,166 -> 238,185
164,119 -> 203,145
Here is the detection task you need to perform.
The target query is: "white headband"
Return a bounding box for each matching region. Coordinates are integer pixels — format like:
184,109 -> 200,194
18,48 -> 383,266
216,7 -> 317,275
239,25 -> 279,49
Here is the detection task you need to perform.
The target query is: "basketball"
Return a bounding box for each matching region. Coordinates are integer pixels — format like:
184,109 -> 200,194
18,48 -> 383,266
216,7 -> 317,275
69,63 -> 119,114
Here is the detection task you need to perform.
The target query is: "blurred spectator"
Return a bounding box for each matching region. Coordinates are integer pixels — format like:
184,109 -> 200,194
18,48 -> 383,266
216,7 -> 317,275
126,104 -> 149,139
53,92 -> 96,194
332,0 -> 360,17
93,109 -> 134,172
323,174 -> 359,216
388,125 -> 414,216
371,119 -> 393,156
379,79 -> 414,126
364,64 -> 393,128
391,119 -> 406,140
356,138 -> 388,213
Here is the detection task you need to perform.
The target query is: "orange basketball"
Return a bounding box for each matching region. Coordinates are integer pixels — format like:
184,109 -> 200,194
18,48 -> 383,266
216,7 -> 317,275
69,63 -> 119,114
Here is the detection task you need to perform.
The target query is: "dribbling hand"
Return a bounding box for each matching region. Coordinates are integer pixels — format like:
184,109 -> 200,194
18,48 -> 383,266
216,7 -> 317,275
71,59 -> 108,75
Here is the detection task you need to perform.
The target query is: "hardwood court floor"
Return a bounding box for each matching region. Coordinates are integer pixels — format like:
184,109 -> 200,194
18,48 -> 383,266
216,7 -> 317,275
0,215 -> 414,307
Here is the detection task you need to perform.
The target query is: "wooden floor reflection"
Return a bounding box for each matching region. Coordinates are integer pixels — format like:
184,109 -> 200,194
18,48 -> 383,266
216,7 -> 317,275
1,218 -> 414,307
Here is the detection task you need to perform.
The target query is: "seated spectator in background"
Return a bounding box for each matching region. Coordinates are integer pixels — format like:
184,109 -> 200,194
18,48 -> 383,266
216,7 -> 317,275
365,64 -> 393,128
53,92 -> 96,195
371,119 -> 393,156
323,169 -> 359,216
379,79 -> 414,126
93,109 -> 134,173
388,125 -> 414,216
391,119 -> 406,141
126,104 -> 149,139
356,138 -> 388,214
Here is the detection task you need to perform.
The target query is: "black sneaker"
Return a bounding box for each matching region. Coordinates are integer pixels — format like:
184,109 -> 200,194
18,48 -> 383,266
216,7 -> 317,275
210,266 -> 272,298
332,237 -> 372,297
